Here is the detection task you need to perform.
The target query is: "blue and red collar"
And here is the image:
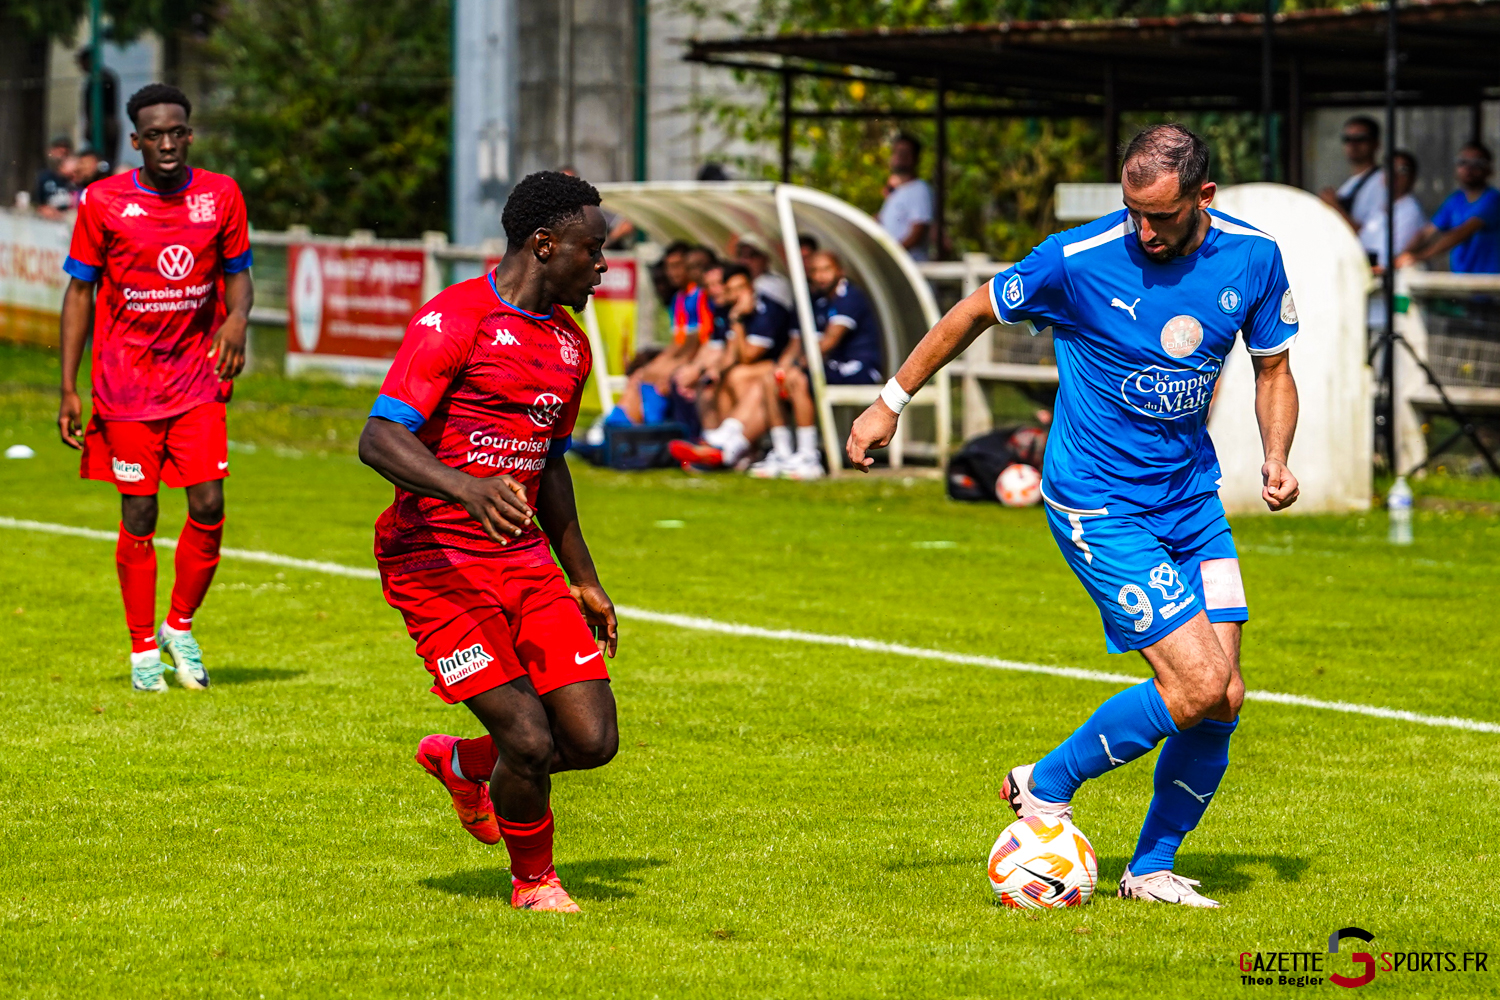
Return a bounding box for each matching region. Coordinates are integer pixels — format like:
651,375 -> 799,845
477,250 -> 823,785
487,272 -> 554,320
132,167 -> 194,196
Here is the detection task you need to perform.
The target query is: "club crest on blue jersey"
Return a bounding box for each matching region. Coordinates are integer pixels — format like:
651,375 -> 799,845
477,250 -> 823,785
1002,274 -> 1024,308
1217,286 -> 1240,313
1120,359 -> 1220,421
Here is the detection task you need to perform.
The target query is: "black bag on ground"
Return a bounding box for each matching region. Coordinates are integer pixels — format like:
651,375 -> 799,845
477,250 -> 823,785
603,422 -> 688,470
946,428 -> 1021,502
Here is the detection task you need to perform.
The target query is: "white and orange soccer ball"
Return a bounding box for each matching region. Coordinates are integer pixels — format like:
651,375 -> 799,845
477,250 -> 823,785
987,814 -> 1099,909
996,462 -> 1042,507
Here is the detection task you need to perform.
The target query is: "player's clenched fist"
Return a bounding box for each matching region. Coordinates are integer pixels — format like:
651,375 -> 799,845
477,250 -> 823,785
455,473 -> 534,542
846,401 -> 898,473
1261,459 -> 1300,511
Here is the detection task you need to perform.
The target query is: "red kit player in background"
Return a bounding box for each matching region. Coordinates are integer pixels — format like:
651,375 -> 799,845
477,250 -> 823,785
359,172 -> 619,913
57,83 -> 254,694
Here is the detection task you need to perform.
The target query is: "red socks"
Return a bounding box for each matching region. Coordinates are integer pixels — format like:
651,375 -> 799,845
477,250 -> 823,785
458,737 -> 553,880
116,526 -> 158,653
167,516 -> 223,632
500,808 -> 555,882
455,735 -> 499,782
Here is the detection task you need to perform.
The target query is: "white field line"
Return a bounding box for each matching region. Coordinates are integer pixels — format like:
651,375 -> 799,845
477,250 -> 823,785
4,516 -> 1497,735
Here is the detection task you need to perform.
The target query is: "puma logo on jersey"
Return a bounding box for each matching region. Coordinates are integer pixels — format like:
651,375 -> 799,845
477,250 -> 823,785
492,329 -> 519,346
121,202 -> 147,218
1110,296 -> 1141,321
415,312 -> 443,331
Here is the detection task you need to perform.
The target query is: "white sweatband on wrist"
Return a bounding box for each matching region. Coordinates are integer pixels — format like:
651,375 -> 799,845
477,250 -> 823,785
880,378 -> 912,415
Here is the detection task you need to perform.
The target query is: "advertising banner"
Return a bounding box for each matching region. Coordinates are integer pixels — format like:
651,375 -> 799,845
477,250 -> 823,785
0,210 -> 71,348
286,243 -> 427,378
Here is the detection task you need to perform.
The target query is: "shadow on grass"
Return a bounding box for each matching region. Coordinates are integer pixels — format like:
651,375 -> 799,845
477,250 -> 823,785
421,856 -> 669,902
209,666 -> 308,686
1097,853 -> 1310,892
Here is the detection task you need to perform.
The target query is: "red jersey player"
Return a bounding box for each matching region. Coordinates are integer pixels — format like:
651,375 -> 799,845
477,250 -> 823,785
57,83 -> 254,694
359,172 -> 618,913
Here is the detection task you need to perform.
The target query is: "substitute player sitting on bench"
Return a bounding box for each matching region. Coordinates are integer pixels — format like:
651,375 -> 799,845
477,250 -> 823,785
750,251 -> 883,480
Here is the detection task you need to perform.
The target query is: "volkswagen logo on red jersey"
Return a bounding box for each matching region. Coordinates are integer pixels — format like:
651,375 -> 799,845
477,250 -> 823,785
527,392 -> 565,427
157,244 -> 196,281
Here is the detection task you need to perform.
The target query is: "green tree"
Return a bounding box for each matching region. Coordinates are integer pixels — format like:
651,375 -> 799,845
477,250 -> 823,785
685,0 -> 1300,260
196,0 -> 451,238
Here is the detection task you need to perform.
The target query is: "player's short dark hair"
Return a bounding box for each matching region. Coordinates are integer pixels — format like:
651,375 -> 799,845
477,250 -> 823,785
1345,115 -> 1381,145
719,263 -> 750,283
894,132 -> 923,162
660,240 -> 693,260
126,84 -> 192,127
501,170 -> 602,250
625,346 -> 664,376
1462,141 -> 1493,163
686,245 -> 716,263
798,233 -> 818,252
1121,123 -> 1210,197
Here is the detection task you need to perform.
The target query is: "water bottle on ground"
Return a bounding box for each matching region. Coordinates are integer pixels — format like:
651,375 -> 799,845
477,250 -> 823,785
1388,475 -> 1413,545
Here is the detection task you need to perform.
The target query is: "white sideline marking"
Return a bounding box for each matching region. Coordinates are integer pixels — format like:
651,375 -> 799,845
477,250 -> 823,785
4,516 -> 1497,735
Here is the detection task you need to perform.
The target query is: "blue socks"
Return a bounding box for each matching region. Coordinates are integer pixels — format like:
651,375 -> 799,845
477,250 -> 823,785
1129,716 -> 1238,874
1029,679 -> 1180,803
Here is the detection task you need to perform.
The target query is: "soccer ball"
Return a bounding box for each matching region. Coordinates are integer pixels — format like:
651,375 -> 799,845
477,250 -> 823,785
996,462 -> 1042,507
987,814 -> 1098,909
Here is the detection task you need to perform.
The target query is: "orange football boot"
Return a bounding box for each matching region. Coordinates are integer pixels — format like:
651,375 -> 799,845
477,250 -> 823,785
511,868 -> 581,912
415,734 -> 502,845
668,439 -> 725,469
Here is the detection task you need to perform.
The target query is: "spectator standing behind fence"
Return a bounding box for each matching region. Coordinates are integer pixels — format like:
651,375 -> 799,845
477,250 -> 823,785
34,138 -> 77,218
1319,115 -> 1386,239
1397,142 -> 1500,274
1362,150 -> 1426,330
878,134 -> 932,261
76,48 -> 121,170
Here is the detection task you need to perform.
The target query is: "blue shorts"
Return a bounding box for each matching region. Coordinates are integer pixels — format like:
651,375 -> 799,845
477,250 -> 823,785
1043,490 -> 1248,654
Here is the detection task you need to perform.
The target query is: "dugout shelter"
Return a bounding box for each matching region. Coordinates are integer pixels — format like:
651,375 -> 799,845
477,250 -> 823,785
593,181 -> 946,474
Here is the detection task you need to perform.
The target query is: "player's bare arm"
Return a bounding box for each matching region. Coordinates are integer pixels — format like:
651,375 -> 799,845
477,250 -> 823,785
358,417 -> 534,542
845,286 -> 995,471
57,277 -> 97,450
209,270 -> 254,380
1252,350 -> 1300,511
535,455 -> 617,658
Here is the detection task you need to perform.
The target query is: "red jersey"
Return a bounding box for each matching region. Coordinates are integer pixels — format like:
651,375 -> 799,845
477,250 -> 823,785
371,272 -> 593,574
65,168 -> 253,422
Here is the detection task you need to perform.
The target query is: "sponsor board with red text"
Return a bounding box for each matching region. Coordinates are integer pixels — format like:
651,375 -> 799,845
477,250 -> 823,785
0,210 -> 71,347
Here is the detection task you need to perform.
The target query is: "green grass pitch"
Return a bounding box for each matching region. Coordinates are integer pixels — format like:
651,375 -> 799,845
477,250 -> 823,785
2,345 -> 1499,997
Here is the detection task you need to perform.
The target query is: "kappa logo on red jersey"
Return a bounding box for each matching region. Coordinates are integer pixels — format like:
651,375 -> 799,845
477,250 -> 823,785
528,392 -> 565,427
186,193 -> 216,223
157,244 -> 196,281
121,202 -> 147,218
492,326 -> 519,346
416,311 -> 443,332
556,331 -> 581,366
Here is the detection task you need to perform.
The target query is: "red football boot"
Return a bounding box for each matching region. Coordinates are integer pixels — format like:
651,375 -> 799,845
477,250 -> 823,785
511,867 -> 581,912
415,734 -> 502,845
668,439 -> 725,469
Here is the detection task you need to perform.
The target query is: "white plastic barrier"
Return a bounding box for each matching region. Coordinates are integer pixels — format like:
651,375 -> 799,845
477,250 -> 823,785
1210,184 -> 1372,514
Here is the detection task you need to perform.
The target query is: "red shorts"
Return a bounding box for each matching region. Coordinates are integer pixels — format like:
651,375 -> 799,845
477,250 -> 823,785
381,554 -> 610,704
81,401 -> 228,495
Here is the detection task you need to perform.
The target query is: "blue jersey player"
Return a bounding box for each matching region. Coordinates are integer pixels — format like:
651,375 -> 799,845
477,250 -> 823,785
848,125 -> 1300,908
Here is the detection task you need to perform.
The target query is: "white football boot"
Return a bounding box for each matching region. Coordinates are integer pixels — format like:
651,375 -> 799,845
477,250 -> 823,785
1117,868 -> 1221,908
748,452 -> 791,479
999,763 -> 1073,822
130,649 -> 168,693
782,451 -> 825,481
157,624 -> 210,689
